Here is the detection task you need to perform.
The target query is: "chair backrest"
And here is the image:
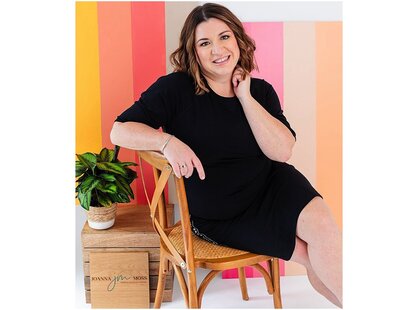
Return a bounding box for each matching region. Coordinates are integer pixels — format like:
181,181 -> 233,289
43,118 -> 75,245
137,151 -> 196,273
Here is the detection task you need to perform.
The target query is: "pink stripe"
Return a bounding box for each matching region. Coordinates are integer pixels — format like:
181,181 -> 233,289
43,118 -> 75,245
223,22 -> 285,278
244,22 -> 284,109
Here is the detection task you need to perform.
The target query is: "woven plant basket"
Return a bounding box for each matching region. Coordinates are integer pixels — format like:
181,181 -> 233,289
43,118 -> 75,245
87,203 -> 117,230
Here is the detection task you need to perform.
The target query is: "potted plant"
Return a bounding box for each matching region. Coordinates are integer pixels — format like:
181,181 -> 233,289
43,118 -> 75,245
75,146 -> 137,229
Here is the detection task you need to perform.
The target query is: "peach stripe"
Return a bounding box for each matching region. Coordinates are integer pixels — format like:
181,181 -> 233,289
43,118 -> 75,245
283,22 -> 317,275
316,22 -> 343,228
76,2 -> 102,154
97,2 -> 137,200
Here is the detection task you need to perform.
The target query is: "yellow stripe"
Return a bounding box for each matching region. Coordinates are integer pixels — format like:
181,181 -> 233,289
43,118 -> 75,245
316,22 -> 343,228
76,2 -> 102,154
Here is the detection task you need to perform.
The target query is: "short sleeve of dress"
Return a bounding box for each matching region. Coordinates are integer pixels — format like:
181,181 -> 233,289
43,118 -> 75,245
260,80 -> 296,140
115,75 -> 177,130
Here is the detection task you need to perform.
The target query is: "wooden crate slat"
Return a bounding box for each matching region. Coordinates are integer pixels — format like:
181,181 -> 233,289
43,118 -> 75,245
83,247 -> 160,262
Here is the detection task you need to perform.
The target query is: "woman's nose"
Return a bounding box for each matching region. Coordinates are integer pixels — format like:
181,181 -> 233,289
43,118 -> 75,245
211,42 -> 224,54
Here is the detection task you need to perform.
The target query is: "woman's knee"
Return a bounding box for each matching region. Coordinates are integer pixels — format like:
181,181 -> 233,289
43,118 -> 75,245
296,197 -> 339,246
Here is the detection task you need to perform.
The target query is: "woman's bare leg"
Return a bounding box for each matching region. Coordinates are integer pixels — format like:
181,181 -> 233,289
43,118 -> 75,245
296,197 -> 343,305
290,236 -> 342,307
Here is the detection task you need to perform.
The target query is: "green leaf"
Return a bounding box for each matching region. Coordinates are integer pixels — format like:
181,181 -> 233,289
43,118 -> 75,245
75,161 -> 87,177
109,192 -> 131,203
96,162 -> 127,176
78,189 -> 91,211
80,175 -> 101,194
97,183 -> 117,194
118,161 -> 138,167
98,173 -> 116,182
115,175 -> 134,199
76,172 -> 89,184
124,168 -> 138,183
76,153 -> 97,173
99,148 -> 115,163
97,192 -> 113,207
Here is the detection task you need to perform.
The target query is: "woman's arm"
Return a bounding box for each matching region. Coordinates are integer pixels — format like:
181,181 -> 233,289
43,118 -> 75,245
110,121 -> 205,179
232,69 -> 295,162
110,121 -> 170,151
238,96 -> 295,162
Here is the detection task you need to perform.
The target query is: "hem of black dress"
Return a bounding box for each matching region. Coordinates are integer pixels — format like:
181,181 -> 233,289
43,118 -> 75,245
280,194 -> 323,261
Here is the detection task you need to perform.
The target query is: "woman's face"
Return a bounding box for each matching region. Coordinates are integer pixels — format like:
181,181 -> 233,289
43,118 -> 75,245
194,18 -> 240,81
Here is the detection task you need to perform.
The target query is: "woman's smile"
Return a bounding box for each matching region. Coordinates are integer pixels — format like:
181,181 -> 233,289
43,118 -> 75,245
212,55 -> 230,65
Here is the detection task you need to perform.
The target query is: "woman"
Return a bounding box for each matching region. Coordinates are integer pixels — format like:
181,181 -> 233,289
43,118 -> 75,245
110,3 -> 342,307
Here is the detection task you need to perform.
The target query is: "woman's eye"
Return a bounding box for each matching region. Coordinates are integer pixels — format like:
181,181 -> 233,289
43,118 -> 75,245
200,41 -> 210,47
221,35 -> 230,40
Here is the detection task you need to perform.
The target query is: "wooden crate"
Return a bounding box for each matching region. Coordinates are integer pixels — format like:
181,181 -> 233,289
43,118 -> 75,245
81,204 -> 175,304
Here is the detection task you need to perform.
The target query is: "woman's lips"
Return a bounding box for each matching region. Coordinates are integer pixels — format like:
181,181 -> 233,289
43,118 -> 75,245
212,55 -> 230,65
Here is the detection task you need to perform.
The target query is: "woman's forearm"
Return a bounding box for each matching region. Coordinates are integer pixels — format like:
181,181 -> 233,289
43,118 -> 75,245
239,96 -> 295,162
110,121 -> 170,151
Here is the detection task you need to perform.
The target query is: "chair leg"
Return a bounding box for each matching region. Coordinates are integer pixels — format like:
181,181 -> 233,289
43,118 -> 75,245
271,258 -> 282,309
154,255 -> 168,308
172,264 -> 189,308
198,270 -> 220,307
187,269 -> 199,308
238,267 -> 249,301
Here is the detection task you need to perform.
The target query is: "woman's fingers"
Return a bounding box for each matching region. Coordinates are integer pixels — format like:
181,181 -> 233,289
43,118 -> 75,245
163,136 -> 205,180
184,162 -> 194,178
232,70 -> 243,87
192,156 -> 205,180
171,162 -> 182,178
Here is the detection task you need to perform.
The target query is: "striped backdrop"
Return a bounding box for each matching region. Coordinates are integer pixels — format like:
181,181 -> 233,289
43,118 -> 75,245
76,2 -> 342,277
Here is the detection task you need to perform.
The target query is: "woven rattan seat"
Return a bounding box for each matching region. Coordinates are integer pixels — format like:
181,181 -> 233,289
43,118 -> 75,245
168,223 -> 249,260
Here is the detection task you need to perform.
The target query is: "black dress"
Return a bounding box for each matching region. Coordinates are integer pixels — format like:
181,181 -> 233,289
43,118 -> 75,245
115,72 -> 321,260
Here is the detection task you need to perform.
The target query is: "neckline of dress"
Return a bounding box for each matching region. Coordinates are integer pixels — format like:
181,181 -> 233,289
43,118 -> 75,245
205,80 -> 237,100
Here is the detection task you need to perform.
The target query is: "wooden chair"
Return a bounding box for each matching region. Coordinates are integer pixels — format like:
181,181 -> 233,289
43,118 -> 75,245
137,150 -> 283,308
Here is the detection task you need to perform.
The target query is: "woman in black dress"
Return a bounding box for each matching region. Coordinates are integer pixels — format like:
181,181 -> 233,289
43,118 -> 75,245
111,3 -> 342,307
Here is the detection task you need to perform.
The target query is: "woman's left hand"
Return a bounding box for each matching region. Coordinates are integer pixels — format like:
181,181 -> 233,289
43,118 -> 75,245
232,67 -> 251,100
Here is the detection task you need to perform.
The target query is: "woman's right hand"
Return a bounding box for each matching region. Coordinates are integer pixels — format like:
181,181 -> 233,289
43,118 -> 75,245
162,136 -> 205,180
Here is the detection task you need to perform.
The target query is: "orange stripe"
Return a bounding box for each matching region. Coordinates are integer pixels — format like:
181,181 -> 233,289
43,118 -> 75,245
316,22 -> 343,228
97,2 -> 137,201
131,2 -> 166,204
76,2 -> 102,154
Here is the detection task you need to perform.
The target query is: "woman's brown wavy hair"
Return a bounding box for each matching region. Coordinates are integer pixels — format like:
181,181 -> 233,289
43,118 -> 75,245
170,3 -> 258,95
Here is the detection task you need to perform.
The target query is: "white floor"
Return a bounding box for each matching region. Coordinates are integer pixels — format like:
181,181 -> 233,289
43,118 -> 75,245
75,268 -> 336,309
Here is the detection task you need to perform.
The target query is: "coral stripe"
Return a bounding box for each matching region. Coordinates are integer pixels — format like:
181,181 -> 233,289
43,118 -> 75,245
131,2 -> 166,204
76,2 -> 102,154
97,2 -> 137,201
316,22 -> 343,228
